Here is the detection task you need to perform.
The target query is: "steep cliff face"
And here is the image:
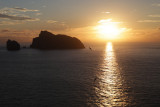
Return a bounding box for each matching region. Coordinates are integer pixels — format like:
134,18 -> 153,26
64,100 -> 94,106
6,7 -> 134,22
30,31 -> 85,50
6,40 -> 20,51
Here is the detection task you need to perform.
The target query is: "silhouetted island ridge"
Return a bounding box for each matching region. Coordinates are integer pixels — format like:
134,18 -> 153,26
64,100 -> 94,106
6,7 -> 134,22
30,31 -> 85,50
6,39 -> 20,51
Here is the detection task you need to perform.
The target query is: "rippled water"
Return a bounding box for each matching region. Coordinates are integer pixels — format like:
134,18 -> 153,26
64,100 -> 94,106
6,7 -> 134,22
0,42 -> 160,107
94,42 -> 127,107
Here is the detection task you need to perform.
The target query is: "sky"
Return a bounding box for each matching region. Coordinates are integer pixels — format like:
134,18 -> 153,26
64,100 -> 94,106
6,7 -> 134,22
0,0 -> 160,44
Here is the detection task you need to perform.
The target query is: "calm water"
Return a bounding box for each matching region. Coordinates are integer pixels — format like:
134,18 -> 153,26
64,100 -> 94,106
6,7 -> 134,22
0,42 -> 160,107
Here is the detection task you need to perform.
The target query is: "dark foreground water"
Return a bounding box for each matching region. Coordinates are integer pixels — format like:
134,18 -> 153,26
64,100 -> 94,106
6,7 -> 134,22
0,42 -> 160,107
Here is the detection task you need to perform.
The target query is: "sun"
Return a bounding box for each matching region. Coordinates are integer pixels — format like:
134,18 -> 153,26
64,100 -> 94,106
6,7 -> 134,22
95,19 -> 126,40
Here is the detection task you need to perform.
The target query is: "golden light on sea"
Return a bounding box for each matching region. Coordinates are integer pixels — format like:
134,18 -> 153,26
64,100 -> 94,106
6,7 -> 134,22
95,42 -> 128,106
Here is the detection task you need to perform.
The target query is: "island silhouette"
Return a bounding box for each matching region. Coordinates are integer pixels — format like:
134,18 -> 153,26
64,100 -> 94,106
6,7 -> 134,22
6,39 -> 20,51
6,31 -> 85,51
30,31 -> 85,50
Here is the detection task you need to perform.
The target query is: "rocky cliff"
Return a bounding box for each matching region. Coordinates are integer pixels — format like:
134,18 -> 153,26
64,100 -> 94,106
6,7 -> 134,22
30,31 -> 85,50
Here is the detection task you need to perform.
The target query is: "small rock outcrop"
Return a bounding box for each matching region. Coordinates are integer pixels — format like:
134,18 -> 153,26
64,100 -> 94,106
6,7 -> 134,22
30,31 -> 85,50
6,40 -> 20,51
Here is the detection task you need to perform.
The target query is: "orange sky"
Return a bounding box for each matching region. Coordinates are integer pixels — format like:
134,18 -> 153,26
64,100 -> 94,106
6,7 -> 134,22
1,0 -> 160,45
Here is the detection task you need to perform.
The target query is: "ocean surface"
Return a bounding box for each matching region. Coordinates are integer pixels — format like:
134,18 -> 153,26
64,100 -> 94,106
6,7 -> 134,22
0,42 -> 160,107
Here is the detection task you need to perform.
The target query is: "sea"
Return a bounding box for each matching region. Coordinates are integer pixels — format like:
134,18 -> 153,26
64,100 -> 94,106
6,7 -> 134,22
0,42 -> 160,107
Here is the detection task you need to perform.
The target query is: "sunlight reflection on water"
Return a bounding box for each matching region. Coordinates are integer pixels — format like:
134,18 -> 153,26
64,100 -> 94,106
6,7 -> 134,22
95,42 -> 127,107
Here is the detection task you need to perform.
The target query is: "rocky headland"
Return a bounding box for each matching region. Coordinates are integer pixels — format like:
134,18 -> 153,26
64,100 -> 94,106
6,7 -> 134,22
30,31 -> 85,50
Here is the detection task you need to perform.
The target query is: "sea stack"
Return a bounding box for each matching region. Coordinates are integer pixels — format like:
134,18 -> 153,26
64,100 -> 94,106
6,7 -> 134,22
6,39 -> 20,51
30,31 -> 85,50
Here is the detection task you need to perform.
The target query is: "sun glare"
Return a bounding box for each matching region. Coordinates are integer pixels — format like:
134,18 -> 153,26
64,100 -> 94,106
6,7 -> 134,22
95,19 -> 126,40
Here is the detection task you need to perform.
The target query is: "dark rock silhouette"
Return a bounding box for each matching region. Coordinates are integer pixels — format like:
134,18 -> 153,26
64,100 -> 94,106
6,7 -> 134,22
6,39 -> 20,51
30,31 -> 85,50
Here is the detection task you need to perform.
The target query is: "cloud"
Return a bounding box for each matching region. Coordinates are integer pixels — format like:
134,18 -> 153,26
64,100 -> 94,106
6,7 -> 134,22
36,13 -> 42,16
139,14 -> 160,23
0,21 -> 23,25
101,11 -> 111,14
44,21 -> 70,32
1,29 -> 10,33
45,20 -> 70,31
12,7 -> 38,12
0,7 -> 40,24
148,15 -> 160,17
0,7 -> 38,14
0,13 -> 39,21
47,20 -> 58,24
152,3 -> 160,7
138,20 -> 160,23
96,11 -> 111,14
0,7 -> 14,14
